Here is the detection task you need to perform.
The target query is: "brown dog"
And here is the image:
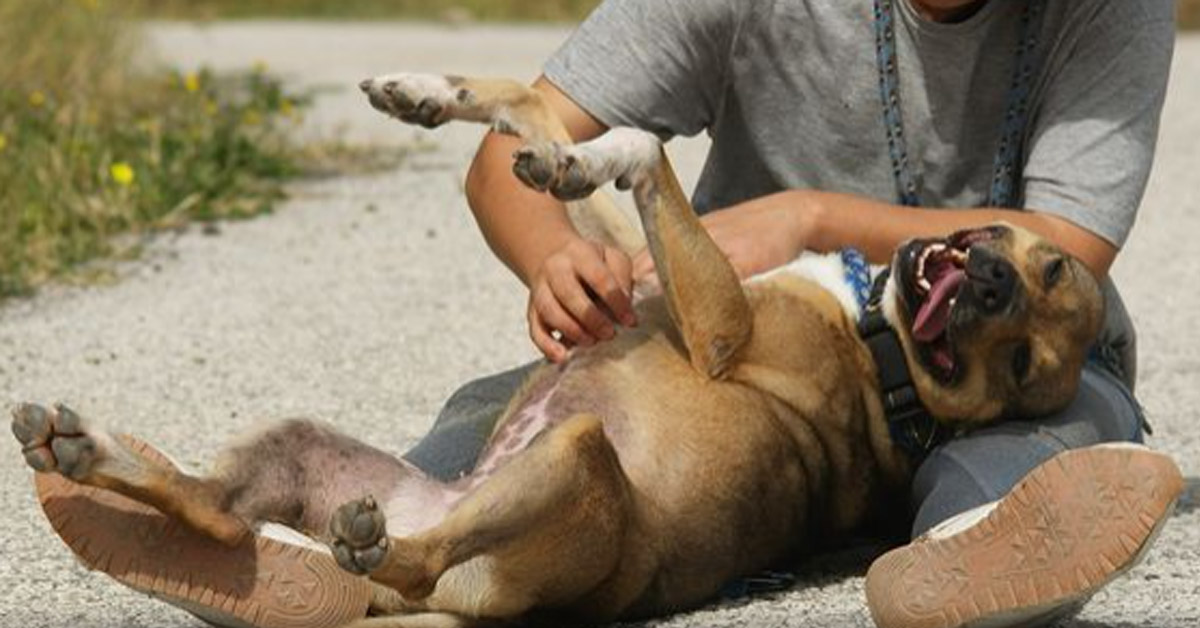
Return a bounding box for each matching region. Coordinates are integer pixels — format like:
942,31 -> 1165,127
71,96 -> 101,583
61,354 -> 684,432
13,74 -> 1106,628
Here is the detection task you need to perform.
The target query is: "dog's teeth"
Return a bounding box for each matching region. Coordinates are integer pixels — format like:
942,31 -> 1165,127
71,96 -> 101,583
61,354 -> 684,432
918,277 -> 932,293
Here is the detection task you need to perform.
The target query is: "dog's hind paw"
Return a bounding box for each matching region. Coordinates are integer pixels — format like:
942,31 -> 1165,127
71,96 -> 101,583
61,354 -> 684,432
359,73 -> 468,129
11,402 -> 102,480
330,496 -> 390,575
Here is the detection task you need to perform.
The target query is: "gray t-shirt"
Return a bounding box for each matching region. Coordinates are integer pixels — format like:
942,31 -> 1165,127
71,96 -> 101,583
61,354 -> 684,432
543,0 -> 1174,384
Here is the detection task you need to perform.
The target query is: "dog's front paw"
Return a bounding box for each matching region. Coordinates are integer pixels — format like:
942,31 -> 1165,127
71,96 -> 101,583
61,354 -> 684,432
330,496 -> 390,575
513,144 -> 599,201
358,73 -> 468,129
512,129 -> 662,202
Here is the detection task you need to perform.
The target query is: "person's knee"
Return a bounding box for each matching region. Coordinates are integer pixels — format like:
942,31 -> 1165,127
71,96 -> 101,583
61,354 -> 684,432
910,449 -> 994,537
1036,364 -> 1144,447
910,431 -> 1063,537
404,361 -> 540,480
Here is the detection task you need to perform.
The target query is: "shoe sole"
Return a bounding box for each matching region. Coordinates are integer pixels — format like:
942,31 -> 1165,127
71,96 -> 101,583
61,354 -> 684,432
865,445 -> 1184,628
34,435 -> 372,628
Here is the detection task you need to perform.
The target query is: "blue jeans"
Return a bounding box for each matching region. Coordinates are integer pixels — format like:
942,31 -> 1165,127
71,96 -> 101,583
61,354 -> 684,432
403,361 -> 1144,540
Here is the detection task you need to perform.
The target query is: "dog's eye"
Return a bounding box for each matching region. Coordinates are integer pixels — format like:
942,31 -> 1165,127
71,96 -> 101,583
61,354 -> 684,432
1011,343 -> 1032,383
1043,257 -> 1065,289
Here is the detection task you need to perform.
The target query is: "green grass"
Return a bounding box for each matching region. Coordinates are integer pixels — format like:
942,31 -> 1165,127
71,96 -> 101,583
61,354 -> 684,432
148,0 -> 1199,28
0,0 -> 326,298
1183,0 -> 1200,30
143,0 -> 600,22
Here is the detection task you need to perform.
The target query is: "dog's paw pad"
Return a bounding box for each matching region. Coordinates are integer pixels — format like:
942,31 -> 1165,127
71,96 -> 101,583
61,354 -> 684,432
330,496 -> 390,575
361,73 -> 464,129
11,402 -> 100,478
549,154 -> 599,201
512,145 -> 559,191
12,403 -> 54,450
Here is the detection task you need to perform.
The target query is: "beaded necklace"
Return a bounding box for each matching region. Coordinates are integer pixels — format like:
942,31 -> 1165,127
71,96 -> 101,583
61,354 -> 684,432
873,0 -> 1046,208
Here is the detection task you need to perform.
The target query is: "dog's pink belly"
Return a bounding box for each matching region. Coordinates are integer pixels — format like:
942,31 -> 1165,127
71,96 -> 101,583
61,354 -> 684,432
467,362 -> 625,491
382,361 -> 628,536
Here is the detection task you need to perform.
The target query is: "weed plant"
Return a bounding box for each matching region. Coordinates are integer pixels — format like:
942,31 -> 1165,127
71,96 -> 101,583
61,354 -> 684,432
147,0 -> 599,21
0,0 -> 311,297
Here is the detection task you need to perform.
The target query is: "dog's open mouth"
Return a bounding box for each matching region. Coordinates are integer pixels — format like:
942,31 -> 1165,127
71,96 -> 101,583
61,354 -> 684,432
898,227 -> 1004,383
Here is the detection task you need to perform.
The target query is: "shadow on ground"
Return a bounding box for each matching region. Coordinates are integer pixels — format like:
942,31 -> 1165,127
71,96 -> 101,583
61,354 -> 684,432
1178,476 -> 1200,515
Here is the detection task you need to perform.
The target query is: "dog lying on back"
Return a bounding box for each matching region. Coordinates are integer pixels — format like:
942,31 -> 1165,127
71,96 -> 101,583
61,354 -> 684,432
12,73 -> 1104,628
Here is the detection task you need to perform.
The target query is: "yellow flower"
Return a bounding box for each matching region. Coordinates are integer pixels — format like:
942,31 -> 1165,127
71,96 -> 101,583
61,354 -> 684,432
280,99 -> 294,117
184,72 -> 201,93
242,109 -> 262,126
110,162 -> 135,186
29,91 -> 46,108
0,133 -> 7,153
205,100 -> 219,117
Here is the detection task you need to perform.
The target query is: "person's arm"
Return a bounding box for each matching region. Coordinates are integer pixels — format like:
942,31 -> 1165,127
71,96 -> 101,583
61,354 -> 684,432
802,193 -> 1117,275
465,77 -> 635,363
637,0 -> 1173,284
658,190 -> 1115,281
466,0 -> 743,361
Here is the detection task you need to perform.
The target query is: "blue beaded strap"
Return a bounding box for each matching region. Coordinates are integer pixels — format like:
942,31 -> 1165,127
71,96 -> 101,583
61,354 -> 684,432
873,0 -> 1046,208
842,248 -> 874,310
989,0 -> 1046,207
874,0 -> 921,207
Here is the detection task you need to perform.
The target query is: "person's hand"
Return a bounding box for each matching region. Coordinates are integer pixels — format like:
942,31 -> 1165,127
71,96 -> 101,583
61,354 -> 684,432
527,237 -> 637,363
632,190 -> 818,283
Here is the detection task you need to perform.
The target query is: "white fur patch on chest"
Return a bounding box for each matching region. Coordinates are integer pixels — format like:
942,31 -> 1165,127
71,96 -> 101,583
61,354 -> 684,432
750,251 -> 879,321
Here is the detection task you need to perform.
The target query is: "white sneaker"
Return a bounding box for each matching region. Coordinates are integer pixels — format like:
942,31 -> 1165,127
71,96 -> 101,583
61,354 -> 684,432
865,444 -> 1183,628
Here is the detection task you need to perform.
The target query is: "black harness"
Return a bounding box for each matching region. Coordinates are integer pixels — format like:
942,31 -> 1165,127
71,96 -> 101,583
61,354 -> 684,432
857,270 -> 942,459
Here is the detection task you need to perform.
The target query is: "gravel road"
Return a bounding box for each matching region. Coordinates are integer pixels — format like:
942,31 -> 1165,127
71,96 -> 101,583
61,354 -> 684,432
1,22 -> 1196,628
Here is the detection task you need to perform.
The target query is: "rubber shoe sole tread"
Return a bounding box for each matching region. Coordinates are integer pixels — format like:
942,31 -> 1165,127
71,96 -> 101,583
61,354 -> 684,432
865,444 -> 1183,628
33,435 -> 372,628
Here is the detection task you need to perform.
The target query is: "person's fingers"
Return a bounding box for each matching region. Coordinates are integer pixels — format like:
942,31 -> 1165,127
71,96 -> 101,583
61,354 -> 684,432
602,247 -> 634,298
576,247 -> 635,328
528,310 -> 566,362
532,282 -> 596,347
631,248 -> 655,282
547,267 -> 614,341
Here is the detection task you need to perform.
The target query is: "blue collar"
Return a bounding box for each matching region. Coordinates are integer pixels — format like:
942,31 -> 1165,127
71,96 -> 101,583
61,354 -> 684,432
841,248 -> 874,311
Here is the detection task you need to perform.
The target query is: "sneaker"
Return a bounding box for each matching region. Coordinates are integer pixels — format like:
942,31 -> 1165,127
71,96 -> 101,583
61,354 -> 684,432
865,444 -> 1183,628
33,435 -> 372,628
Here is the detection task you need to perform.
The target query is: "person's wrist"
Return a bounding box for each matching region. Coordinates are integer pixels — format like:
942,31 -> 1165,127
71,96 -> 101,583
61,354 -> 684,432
788,189 -> 827,254
514,227 -> 578,287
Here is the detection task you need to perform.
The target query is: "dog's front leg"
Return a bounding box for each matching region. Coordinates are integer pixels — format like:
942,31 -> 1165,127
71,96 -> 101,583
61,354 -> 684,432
358,72 -> 645,257
360,74 -> 568,141
512,130 -> 753,379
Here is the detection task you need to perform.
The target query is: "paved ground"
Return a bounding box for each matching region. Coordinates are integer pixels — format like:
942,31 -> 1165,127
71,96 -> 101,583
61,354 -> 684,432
1,22 -> 1197,628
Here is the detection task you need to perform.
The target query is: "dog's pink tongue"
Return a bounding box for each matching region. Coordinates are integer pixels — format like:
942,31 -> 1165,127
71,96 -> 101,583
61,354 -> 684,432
913,269 -> 966,342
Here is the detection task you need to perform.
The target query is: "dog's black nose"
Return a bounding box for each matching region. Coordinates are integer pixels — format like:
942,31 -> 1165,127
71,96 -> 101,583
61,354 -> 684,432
359,79 -> 373,93
965,248 -> 1017,314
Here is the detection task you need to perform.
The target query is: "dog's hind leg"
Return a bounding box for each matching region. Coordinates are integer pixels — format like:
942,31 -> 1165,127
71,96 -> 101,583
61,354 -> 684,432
11,403 -> 434,545
513,130 -> 753,380
12,401 -> 252,543
359,73 -> 644,255
330,414 -> 641,621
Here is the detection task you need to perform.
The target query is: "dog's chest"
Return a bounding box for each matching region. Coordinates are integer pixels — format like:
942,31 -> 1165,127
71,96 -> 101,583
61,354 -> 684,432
750,251 -> 875,320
